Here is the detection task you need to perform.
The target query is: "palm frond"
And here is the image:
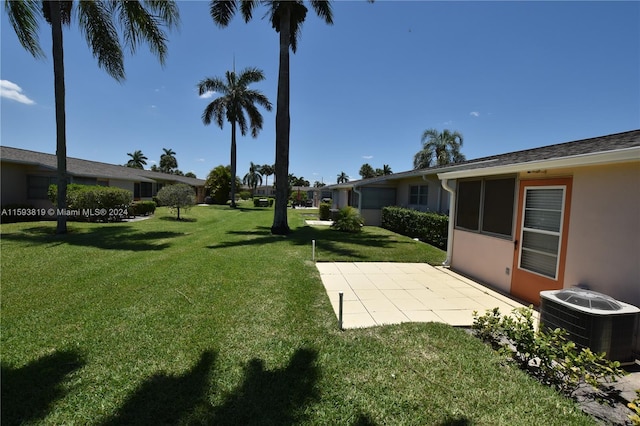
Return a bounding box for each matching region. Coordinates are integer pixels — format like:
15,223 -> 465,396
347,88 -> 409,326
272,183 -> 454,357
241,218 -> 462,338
235,109 -> 249,136
143,0 -> 181,29
242,101 -> 264,138
244,89 -> 273,111
198,77 -> 227,96
113,0 -> 173,66
5,0 -> 45,58
210,0 -> 238,27
310,0 -> 333,25
77,0 -> 125,81
240,0 -> 259,22
202,99 -> 226,128
236,67 -> 266,87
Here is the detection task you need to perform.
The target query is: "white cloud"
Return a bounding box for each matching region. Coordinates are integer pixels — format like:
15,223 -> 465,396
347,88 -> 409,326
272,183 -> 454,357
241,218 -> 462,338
362,155 -> 373,159
149,160 -> 157,164
151,105 -> 157,109
443,120 -> 454,125
199,91 -> 215,99
470,111 -> 480,117
1,80 -> 35,105
196,158 -> 205,162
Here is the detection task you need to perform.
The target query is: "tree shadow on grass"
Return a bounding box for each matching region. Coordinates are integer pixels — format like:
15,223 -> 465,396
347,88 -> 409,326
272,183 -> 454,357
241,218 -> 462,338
1,225 -> 183,251
101,351 -> 216,426
158,216 -> 198,222
1,350 -> 85,426
101,348 -> 320,425
211,347 -> 320,425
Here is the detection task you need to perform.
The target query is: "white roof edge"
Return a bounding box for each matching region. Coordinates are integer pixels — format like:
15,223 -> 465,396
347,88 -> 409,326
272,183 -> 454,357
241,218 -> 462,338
437,146 -> 640,180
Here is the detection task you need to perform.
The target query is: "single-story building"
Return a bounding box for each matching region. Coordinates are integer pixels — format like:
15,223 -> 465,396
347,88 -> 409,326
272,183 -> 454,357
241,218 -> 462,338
1,146 -> 207,208
328,170 -> 450,226
438,129 -> 640,308
327,130 -> 639,308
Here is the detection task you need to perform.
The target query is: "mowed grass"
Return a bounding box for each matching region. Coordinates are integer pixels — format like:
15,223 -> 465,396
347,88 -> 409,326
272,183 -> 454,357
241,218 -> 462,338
1,205 -> 594,425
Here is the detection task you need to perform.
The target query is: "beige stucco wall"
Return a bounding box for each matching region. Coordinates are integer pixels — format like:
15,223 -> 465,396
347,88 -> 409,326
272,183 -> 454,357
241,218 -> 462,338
450,229 -> 514,294
564,162 -> 640,306
361,208 -> 382,227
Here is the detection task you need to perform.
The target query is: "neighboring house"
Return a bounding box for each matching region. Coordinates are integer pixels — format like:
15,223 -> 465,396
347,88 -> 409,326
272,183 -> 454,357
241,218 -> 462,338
249,185 -> 332,207
327,170 -> 450,226
1,146 -> 206,208
327,130 -> 639,308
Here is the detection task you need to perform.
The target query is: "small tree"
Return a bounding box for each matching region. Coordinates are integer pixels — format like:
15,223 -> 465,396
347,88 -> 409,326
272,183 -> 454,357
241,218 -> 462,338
156,184 -> 195,220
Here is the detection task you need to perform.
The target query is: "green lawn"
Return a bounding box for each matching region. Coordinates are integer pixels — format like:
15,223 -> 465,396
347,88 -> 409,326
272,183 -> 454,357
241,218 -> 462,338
1,205 -> 595,425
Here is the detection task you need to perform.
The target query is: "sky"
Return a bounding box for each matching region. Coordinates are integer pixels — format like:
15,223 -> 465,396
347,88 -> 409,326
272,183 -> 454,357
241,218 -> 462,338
2,1 -> 639,184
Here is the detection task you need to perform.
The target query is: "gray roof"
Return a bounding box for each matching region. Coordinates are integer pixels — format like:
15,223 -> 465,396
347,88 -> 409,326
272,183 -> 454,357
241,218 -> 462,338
0,146 -> 205,186
327,129 -> 640,188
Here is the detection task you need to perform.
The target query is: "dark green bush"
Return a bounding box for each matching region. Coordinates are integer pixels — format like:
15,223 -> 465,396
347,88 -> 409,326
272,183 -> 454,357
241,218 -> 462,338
48,184 -> 132,221
381,206 -> 448,249
319,202 -> 331,221
473,307 -> 626,398
331,206 -> 364,232
128,201 -> 156,216
238,190 -> 251,200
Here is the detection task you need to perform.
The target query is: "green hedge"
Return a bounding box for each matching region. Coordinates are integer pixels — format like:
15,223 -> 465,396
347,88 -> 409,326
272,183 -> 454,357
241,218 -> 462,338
381,206 -> 448,249
128,201 -> 156,216
319,202 -> 331,221
253,197 -> 274,207
48,184 -> 132,221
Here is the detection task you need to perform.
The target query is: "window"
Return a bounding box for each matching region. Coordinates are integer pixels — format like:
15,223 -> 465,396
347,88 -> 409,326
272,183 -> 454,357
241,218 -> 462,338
456,180 -> 481,230
140,182 -> 152,197
361,187 -> 396,209
456,177 -> 516,238
519,187 -> 564,278
482,178 -> 515,236
27,175 -> 56,199
409,185 -> 429,206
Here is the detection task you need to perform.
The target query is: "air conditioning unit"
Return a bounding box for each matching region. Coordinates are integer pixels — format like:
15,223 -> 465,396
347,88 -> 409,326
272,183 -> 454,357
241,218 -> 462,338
539,289 -> 640,364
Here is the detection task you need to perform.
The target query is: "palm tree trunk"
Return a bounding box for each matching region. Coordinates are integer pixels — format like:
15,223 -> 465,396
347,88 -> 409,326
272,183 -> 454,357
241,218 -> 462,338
230,121 -> 237,208
50,2 -> 67,234
271,6 -> 291,235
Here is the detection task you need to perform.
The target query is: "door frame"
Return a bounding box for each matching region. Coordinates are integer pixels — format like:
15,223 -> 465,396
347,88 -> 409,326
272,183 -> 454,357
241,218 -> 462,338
510,177 -> 573,305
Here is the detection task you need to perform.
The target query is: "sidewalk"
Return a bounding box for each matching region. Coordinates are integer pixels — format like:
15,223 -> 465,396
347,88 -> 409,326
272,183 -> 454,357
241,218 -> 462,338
316,262 -> 535,329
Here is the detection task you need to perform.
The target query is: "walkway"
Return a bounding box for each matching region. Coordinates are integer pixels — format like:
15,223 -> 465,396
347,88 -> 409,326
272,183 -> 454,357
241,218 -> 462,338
316,262 -> 536,329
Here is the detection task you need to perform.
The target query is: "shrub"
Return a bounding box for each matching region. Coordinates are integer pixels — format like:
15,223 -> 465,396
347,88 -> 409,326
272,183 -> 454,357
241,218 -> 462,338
629,390 -> 640,425
128,201 -> 156,217
319,202 -> 331,221
381,206 -> 448,249
238,190 -> 251,200
331,207 -> 364,232
156,184 -> 195,220
48,184 -> 132,222
472,307 -> 626,399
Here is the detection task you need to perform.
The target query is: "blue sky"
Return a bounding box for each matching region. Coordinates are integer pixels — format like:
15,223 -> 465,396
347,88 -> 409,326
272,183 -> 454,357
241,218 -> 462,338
2,1 -> 639,183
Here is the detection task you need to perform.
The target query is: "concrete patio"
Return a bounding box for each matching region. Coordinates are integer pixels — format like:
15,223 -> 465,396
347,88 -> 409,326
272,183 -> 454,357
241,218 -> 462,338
316,262 -> 536,329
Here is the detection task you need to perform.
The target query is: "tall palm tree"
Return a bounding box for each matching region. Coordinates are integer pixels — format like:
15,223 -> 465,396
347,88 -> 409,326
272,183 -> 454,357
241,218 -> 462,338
337,172 -> 349,184
260,163 -> 274,187
243,161 -> 263,194
198,67 -> 272,208
413,128 -> 466,169
210,0 -> 333,234
160,148 -> 178,173
126,150 -> 147,169
382,164 -> 393,175
5,1 -> 179,234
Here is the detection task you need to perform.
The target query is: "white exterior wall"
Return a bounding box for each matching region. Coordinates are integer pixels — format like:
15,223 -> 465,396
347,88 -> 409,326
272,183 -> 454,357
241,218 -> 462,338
564,162 -> 640,307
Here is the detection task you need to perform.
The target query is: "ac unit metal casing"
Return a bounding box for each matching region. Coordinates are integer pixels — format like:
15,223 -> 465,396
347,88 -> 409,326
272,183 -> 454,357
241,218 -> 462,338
539,289 -> 640,364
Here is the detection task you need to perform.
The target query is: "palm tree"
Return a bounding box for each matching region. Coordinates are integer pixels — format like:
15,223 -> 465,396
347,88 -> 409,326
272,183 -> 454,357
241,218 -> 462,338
160,148 -> 178,173
260,164 -> 275,187
383,164 -> 393,175
198,67 -> 272,208
126,150 -> 147,169
5,1 -> 179,234
243,161 -> 263,194
359,163 -> 375,179
337,172 -> 349,184
413,128 -> 466,169
210,0 -> 333,234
